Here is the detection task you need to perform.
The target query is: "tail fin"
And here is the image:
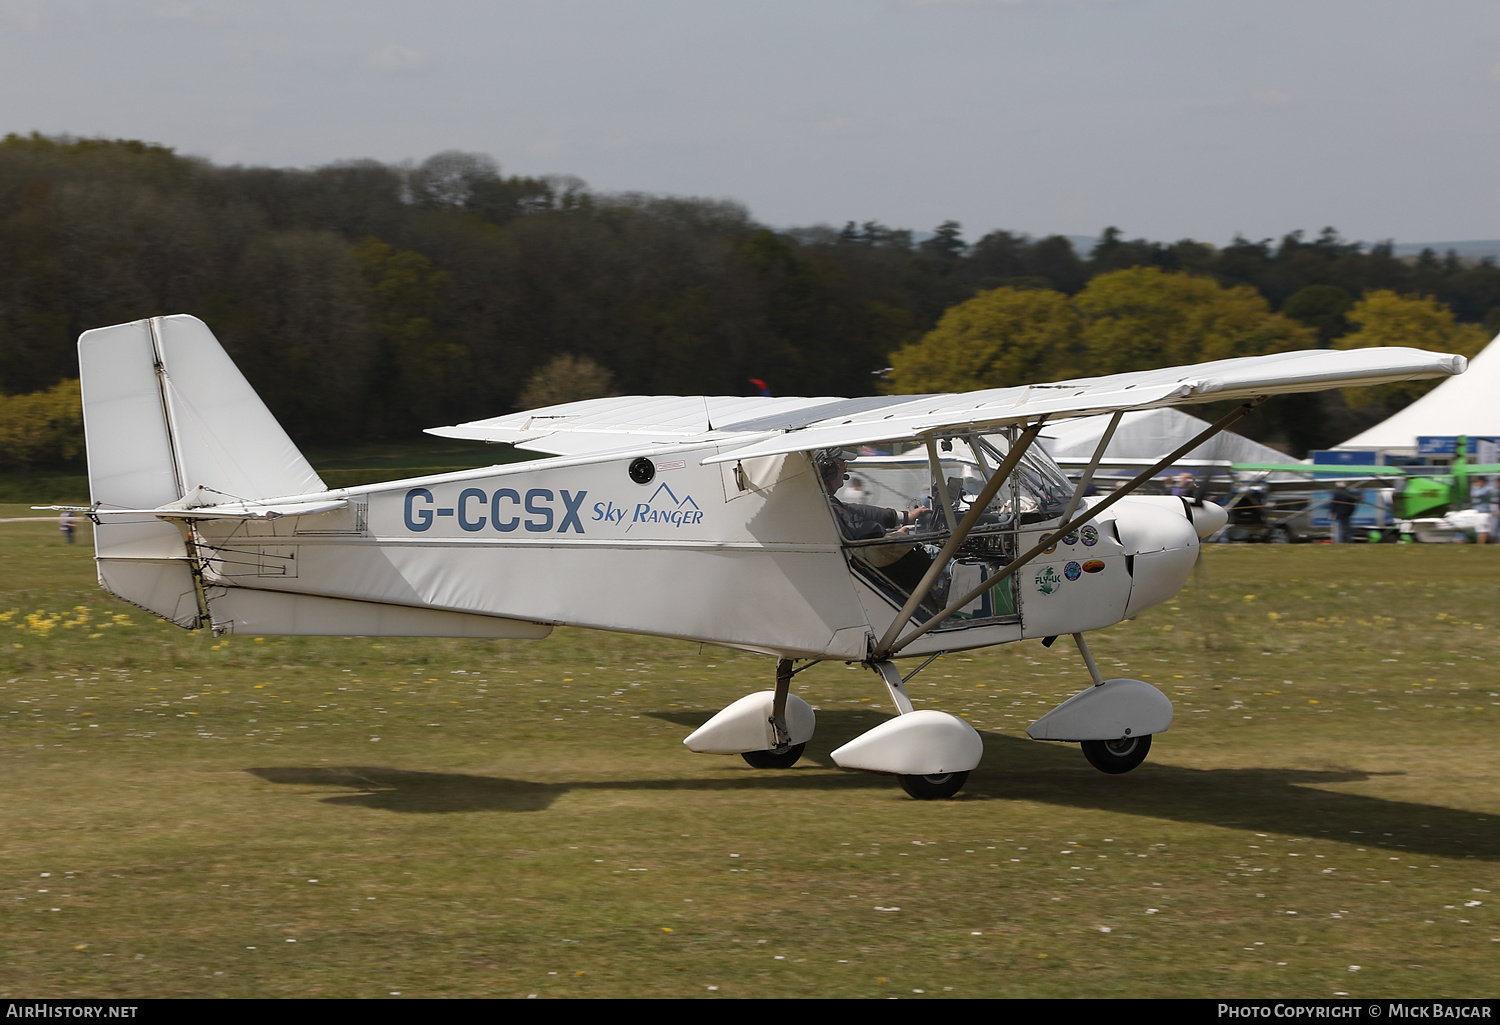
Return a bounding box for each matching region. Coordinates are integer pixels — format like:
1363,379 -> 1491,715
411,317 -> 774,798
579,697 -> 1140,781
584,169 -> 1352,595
79,315 -> 326,626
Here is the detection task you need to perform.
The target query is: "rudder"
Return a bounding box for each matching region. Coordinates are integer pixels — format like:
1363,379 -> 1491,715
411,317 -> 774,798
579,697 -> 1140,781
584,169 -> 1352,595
79,315 -> 327,626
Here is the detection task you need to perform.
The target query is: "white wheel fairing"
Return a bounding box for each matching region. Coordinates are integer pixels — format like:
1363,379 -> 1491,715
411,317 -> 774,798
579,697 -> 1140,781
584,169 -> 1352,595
683,691 -> 815,754
1027,678 -> 1172,742
830,710 -> 983,775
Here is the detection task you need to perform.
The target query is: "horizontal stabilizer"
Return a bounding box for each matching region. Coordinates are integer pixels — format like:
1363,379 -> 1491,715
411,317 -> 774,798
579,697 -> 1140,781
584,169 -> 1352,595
82,498 -> 347,521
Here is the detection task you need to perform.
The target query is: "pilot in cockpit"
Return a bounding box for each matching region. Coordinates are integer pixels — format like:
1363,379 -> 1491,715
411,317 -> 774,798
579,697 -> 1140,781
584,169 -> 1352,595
816,449 -> 922,537
815,448 -> 932,592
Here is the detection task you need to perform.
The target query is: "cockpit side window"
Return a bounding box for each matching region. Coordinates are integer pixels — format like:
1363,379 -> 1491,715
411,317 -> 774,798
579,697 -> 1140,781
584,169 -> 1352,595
813,434 -> 1065,627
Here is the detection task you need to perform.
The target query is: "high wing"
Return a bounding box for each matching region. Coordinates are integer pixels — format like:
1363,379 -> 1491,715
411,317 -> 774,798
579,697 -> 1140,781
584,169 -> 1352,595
425,395 -> 917,456
428,347 -> 1467,462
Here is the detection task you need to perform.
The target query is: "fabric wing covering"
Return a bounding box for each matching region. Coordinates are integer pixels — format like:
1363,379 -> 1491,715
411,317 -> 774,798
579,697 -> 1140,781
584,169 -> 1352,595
425,347 -> 1468,462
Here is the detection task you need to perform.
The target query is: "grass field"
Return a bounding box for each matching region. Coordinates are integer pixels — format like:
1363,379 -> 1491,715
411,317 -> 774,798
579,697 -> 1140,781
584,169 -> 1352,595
1,506 -> 1496,999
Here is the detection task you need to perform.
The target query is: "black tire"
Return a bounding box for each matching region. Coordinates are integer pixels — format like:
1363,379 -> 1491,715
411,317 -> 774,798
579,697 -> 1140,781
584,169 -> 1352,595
1081,734 -> 1152,774
898,770 -> 970,800
741,743 -> 805,769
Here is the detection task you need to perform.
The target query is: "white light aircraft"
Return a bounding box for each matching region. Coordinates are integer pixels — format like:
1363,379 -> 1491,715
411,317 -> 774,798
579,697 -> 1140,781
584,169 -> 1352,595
66,316 -> 1466,799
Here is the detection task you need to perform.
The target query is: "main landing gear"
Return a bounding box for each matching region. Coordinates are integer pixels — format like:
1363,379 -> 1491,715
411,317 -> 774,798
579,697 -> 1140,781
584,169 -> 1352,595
828,660 -> 984,800
739,658 -> 808,768
685,634 -> 1173,797
682,655 -> 983,800
682,658 -> 818,770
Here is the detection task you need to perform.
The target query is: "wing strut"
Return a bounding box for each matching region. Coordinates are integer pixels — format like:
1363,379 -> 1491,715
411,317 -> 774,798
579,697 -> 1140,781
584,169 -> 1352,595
871,422 -> 1047,657
877,399 -> 1263,659
923,437 -> 961,534
1056,410 -> 1123,529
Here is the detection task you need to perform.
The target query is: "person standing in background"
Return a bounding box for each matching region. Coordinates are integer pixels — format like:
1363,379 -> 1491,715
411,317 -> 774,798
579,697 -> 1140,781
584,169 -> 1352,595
1328,485 -> 1358,544
1471,476 -> 1498,545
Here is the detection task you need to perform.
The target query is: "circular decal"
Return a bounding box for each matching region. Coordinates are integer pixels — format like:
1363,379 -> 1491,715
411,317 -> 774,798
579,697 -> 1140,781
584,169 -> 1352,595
1040,533 -> 1056,555
1063,531 -> 1079,546
1064,561 -> 1082,581
1081,525 -> 1099,547
1034,565 -> 1062,595
1082,559 -> 1105,574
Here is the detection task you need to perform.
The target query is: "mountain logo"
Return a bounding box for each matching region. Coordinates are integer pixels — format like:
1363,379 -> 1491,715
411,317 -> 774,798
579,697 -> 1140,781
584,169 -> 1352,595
626,483 -> 703,532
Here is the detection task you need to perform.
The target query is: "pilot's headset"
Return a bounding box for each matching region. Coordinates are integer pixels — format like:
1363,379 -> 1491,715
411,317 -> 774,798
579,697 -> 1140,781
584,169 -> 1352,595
814,448 -> 851,488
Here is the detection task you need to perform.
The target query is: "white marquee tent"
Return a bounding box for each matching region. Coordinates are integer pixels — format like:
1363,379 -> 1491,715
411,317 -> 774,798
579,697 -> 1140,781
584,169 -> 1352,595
1040,407 -> 1296,470
1336,333 -> 1500,456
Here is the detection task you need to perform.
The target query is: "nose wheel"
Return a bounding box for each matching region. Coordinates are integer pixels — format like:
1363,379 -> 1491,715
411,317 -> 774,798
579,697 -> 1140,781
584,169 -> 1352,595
1081,734 -> 1151,774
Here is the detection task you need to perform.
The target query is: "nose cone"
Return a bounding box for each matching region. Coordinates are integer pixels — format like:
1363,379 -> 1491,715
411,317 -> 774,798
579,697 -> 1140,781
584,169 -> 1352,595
1109,497 -> 1201,619
1187,500 -> 1228,539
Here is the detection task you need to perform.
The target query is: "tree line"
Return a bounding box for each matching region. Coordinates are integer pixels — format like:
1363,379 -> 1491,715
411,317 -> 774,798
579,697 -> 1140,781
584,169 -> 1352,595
884,271 -> 1489,455
2,132 -> 1497,468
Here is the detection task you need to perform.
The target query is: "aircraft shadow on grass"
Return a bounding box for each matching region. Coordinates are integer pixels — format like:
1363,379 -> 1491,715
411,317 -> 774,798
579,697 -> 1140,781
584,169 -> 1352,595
245,710 -> 1497,862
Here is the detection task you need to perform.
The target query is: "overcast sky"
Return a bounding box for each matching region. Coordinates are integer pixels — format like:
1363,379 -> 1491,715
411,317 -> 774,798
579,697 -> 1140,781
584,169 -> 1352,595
3,0 -> 1498,246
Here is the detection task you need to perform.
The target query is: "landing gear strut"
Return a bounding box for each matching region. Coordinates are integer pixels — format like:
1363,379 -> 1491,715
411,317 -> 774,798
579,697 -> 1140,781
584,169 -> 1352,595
740,658 -> 807,769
